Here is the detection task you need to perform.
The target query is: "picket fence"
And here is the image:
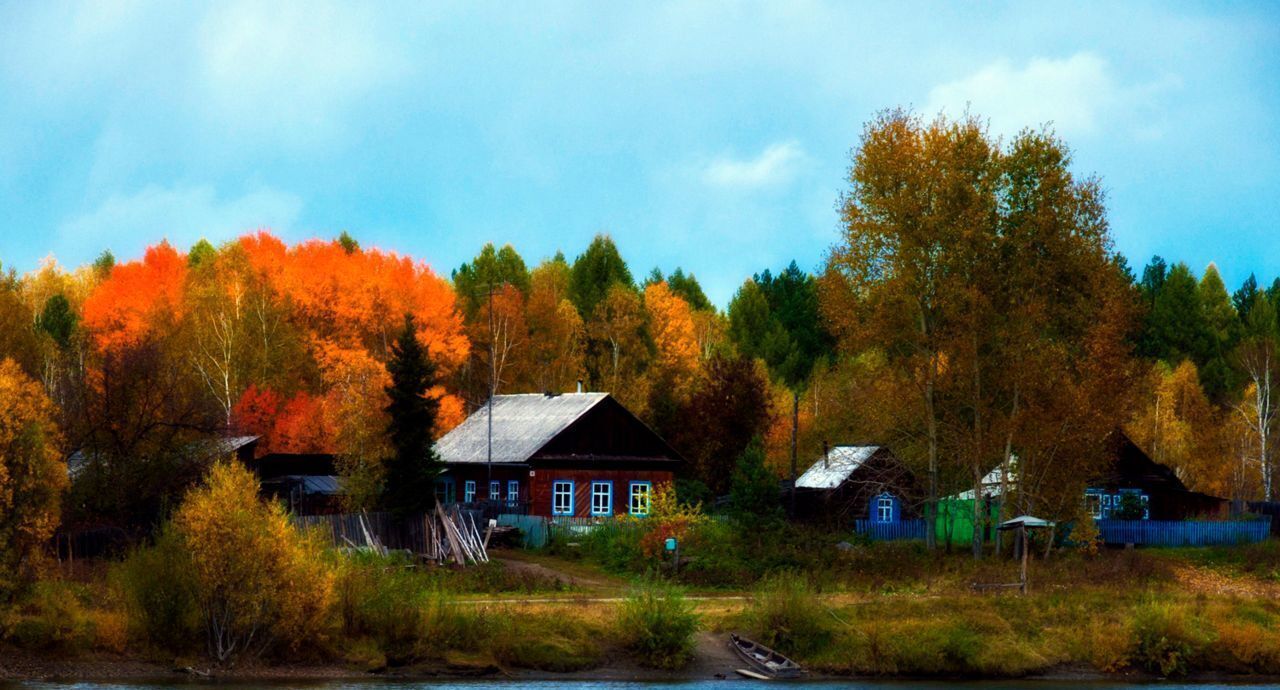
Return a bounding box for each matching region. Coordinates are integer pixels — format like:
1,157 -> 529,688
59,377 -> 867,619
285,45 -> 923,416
1095,519 -> 1271,546
854,518 -> 928,541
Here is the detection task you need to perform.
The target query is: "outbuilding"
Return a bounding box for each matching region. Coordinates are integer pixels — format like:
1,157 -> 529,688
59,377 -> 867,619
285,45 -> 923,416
792,445 -> 918,526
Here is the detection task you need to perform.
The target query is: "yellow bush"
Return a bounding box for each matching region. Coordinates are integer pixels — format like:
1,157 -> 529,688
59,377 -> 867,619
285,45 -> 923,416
0,358 -> 66,597
173,462 -> 334,662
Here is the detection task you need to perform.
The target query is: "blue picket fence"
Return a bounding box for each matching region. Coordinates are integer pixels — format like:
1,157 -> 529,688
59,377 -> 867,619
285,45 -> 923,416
1096,519 -> 1272,546
855,518 -> 928,541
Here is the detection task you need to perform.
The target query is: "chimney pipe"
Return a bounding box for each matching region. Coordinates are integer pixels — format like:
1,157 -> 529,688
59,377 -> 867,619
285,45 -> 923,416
576,379 -> 584,394
823,440 -> 830,469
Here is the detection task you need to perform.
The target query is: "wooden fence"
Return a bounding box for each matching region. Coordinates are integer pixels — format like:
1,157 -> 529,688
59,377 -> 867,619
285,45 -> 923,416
293,511 -> 435,553
1096,519 -> 1272,546
854,519 -> 928,541
497,514 -> 551,548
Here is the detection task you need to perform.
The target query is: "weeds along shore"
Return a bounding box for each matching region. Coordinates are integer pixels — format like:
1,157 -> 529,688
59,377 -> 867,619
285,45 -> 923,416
4,465 -> 1280,679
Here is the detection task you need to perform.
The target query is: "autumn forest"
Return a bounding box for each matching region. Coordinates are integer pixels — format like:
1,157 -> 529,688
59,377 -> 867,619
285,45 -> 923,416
0,111 -> 1277,561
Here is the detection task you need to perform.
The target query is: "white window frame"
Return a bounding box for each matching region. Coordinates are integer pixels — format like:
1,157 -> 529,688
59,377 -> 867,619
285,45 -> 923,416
507,480 -> 519,502
629,481 -> 652,516
464,480 -> 476,503
876,494 -> 894,523
490,480 -> 501,500
591,481 -> 613,516
552,480 -> 574,516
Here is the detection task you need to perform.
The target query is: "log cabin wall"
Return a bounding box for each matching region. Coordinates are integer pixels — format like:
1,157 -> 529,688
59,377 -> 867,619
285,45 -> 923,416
528,468 -> 674,518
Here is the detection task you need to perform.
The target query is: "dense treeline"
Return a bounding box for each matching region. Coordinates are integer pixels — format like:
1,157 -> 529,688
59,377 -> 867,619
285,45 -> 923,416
0,108 -> 1276,588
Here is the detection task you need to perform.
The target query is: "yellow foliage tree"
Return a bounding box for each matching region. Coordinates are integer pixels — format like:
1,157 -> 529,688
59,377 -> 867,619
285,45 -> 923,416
173,462 -> 333,661
0,358 -> 66,596
644,282 -> 700,395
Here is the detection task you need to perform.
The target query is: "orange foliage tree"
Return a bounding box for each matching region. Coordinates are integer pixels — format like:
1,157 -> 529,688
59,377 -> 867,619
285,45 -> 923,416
82,241 -> 187,351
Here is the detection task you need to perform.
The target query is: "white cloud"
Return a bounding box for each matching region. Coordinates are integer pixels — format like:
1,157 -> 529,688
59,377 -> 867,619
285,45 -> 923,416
925,52 -> 1178,140
58,184 -> 303,257
196,1 -> 409,146
703,141 -> 807,190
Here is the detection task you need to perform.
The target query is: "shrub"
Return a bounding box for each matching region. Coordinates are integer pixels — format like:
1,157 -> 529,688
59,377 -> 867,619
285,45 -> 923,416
618,583 -> 699,669
744,572 -> 832,657
2,580 -> 94,651
173,462 -> 334,662
1131,601 -> 1210,677
114,528 -> 199,651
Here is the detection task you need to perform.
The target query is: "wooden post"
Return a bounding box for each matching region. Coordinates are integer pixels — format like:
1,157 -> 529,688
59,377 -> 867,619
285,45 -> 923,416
1019,524 -> 1028,594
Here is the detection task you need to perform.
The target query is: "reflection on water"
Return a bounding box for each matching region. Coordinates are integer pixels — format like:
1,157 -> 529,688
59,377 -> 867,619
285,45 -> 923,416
5,681 -> 1280,690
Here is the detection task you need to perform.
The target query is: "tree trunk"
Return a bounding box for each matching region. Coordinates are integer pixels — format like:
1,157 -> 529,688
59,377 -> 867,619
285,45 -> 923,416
925,358 -> 938,551
789,388 -> 799,515
995,386 -> 1019,556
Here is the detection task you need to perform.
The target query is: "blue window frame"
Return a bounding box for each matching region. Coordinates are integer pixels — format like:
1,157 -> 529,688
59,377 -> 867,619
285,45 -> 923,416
591,481 -> 613,516
490,480 -> 501,500
629,481 -> 652,516
463,480 -> 476,503
434,478 -> 455,505
552,480 -> 574,516
507,480 -> 519,502
875,493 -> 895,523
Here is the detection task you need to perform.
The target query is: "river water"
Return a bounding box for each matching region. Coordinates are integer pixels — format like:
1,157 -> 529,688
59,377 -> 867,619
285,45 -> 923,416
3,681 -> 1280,689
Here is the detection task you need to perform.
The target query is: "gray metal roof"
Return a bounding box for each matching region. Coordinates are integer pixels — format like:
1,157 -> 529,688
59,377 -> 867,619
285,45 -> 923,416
434,393 -> 609,465
795,445 -> 880,489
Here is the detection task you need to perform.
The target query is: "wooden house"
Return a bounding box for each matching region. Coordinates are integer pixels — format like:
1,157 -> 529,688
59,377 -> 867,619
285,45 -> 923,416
433,392 -> 684,518
1084,430 -> 1229,521
792,445 -> 918,526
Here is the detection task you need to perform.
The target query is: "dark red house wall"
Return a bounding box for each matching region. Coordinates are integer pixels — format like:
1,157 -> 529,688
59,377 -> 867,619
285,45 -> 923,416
442,466 -> 530,502
528,468 -> 674,518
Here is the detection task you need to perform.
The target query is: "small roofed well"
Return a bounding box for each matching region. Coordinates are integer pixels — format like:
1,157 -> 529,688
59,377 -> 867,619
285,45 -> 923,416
433,392 -> 683,519
793,445 -> 917,526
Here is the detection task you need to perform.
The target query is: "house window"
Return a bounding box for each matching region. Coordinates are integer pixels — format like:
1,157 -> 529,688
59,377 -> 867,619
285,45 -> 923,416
552,480 -> 574,516
591,481 -> 613,516
629,482 -> 652,516
1141,494 -> 1150,520
434,478 -> 455,505
490,480 -> 501,500
464,480 -> 476,503
876,494 -> 894,523
507,480 -> 519,503
1086,493 -> 1102,519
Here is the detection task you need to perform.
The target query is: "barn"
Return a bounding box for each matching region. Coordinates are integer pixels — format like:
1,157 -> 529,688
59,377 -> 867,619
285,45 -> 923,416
433,392 -> 684,518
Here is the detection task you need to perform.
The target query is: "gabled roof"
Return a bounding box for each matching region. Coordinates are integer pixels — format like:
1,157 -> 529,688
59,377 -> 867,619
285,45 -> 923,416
795,445 -> 881,489
435,392 -> 610,465
67,435 -> 259,478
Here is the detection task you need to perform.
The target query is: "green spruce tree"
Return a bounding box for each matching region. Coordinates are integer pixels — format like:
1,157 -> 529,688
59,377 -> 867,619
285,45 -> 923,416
382,314 -> 443,517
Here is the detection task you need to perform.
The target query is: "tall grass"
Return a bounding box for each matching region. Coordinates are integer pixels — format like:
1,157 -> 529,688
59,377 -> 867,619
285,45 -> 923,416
742,572 -> 832,657
618,583 -> 700,669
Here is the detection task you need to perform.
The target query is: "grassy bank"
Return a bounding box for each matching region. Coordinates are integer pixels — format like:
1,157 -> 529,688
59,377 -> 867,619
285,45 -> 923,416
4,540 -> 1280,680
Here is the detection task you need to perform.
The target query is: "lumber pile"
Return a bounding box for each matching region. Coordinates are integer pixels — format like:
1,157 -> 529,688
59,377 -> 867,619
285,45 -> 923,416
422,504 -> 490,565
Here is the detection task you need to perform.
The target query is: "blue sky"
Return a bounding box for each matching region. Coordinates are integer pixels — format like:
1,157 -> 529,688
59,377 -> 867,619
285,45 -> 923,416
1,1 -> 1278,306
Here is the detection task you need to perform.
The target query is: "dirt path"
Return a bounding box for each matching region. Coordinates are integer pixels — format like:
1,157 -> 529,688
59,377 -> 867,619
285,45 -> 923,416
491,554 -> 611,590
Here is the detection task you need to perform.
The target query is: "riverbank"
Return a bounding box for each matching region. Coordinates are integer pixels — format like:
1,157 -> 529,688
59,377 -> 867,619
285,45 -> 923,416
6,543 -> 1280,683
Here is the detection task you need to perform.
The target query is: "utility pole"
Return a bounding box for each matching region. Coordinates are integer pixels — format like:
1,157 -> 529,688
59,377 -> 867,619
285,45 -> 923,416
487,283 -> 496,491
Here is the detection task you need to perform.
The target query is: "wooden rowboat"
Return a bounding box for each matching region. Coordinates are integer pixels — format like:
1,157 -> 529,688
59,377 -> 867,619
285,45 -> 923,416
729,633 -> 802,679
